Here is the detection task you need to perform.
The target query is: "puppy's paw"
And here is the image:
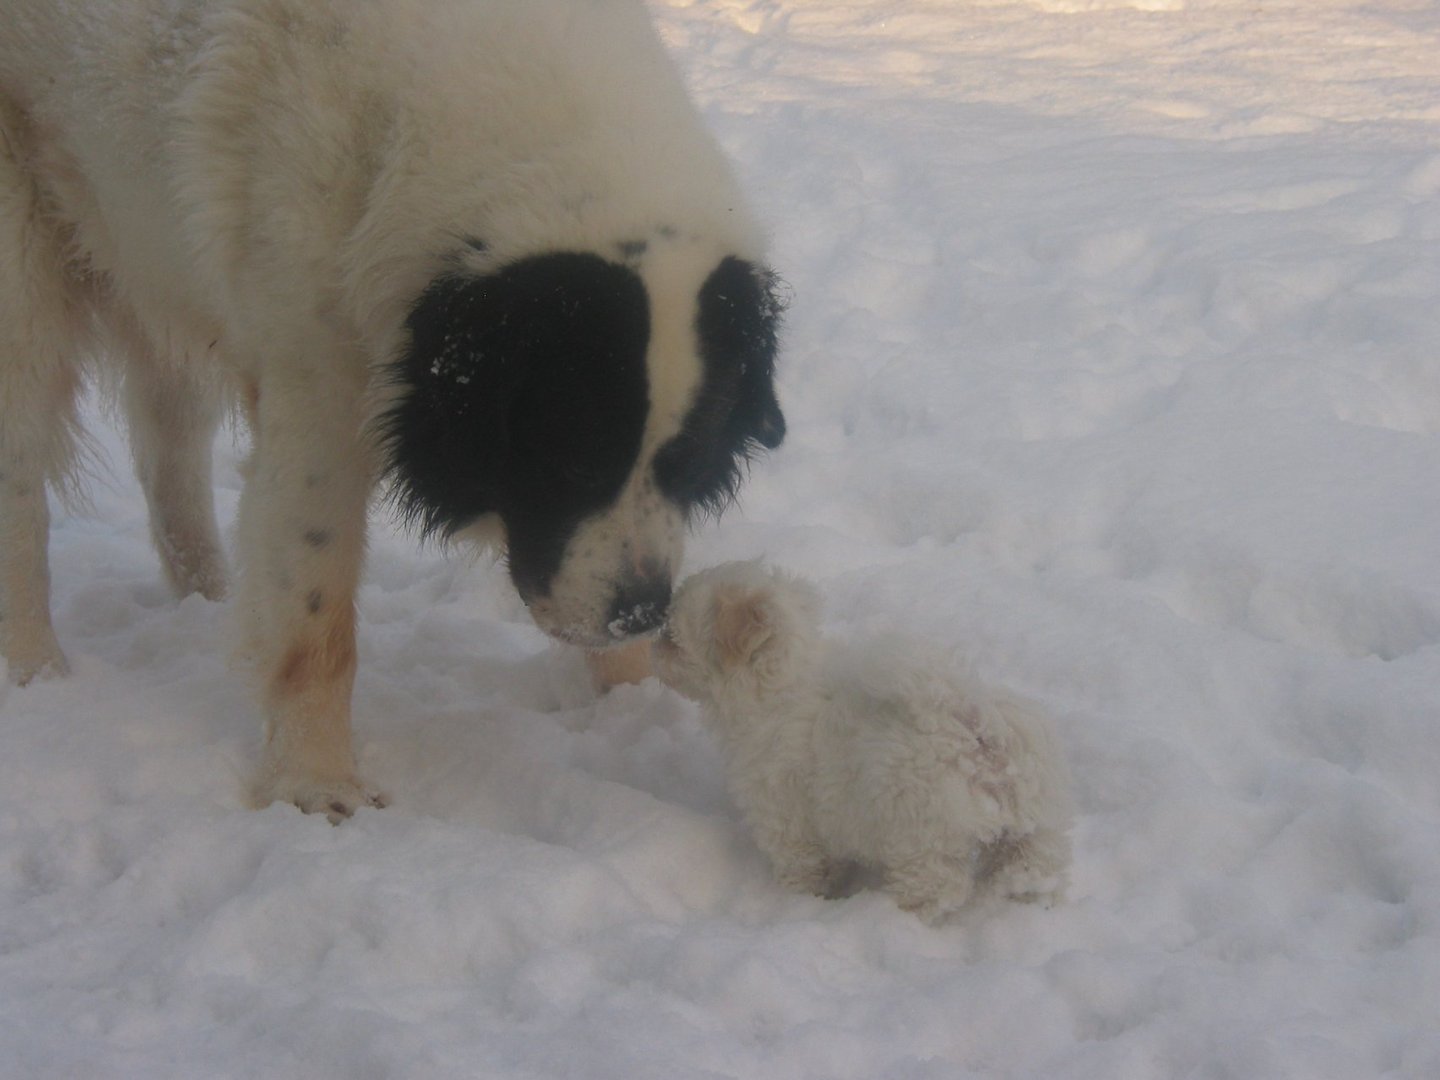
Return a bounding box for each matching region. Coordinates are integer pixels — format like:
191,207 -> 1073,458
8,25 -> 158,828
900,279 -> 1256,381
254,772 -> 388,824
774,852 -> 847,898
979,829 -> 1070,907
894,893 -> 950,925
886,855 -> 975,924
993,866 -> 1067,908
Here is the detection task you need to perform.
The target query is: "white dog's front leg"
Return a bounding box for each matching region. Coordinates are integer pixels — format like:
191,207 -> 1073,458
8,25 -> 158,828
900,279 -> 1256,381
0,136 -> 81,685
240,372 -> 383,821
586,638 -> 654,690
0,471 -> 69,684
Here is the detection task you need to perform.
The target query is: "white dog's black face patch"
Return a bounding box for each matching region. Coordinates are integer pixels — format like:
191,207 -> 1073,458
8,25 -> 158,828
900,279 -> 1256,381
383,249 -> 784,644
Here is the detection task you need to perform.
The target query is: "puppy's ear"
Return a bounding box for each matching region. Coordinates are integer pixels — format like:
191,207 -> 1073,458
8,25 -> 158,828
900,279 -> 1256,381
713,587 -> 775,673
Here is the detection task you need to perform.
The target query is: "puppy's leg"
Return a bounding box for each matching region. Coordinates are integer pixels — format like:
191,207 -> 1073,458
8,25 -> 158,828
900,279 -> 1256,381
748,816 -> 844,897
0,129 -> 82,684
120,325 -> 227,601
978,826 -> 1071,906
239,371 -> 383,821
774,845 -> 847,898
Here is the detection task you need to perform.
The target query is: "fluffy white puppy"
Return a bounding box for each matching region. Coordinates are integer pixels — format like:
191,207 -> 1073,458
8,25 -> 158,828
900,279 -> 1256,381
654,562 -> 1073,922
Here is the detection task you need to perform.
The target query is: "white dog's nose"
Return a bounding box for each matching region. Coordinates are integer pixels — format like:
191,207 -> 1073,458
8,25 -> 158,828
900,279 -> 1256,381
606,577 -> 672,639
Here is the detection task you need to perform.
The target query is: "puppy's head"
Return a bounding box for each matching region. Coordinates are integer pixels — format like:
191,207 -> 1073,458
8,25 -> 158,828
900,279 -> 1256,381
381,245 -> 785,647
653,561 -> 822,704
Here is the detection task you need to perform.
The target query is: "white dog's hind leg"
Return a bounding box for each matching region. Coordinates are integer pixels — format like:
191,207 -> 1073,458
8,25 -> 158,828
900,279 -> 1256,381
238,368 -> 384,821
0,124 -> 82,685
120,326 -> 228,602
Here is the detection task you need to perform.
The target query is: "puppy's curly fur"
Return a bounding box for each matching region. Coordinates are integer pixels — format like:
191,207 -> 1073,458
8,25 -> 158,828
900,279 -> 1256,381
654,562 -> 1073,922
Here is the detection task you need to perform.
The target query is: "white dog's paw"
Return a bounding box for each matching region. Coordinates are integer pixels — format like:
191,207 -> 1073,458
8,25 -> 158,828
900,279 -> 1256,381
2,631 -> 71,686
254,772 -> 388,824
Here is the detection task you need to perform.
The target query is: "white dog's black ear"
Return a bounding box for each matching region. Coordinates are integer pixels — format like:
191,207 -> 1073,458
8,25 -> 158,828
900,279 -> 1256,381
713,586 -> 775,673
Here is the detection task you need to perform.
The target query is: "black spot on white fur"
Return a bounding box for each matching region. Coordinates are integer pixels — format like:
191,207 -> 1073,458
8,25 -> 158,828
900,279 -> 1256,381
654,257 -> 786,519
381,252 -> 650,599
381,249 -> 784,612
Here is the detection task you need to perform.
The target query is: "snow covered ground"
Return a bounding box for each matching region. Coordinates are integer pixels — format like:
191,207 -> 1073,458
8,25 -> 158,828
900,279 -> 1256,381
4,0 -> 1439,1075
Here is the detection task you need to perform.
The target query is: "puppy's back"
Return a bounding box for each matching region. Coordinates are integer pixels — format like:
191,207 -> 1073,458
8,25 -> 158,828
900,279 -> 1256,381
824,633 -> 1072,824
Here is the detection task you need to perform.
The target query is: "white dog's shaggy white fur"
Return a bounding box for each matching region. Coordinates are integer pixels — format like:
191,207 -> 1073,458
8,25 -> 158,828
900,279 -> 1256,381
654,563 -> 1074,922
1,1 -> 785,819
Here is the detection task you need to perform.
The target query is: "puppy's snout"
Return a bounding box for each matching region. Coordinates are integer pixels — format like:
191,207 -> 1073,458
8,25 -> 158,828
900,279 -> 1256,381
607,577 -> 672,639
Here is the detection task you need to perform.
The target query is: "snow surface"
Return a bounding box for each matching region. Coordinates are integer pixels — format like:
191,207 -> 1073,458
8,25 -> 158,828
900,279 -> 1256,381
4,0 -> 1440,1076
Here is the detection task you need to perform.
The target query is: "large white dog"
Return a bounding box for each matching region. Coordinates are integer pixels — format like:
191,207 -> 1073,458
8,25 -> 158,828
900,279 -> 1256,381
0,1 -> 785,818
654,563 -> 1073,922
